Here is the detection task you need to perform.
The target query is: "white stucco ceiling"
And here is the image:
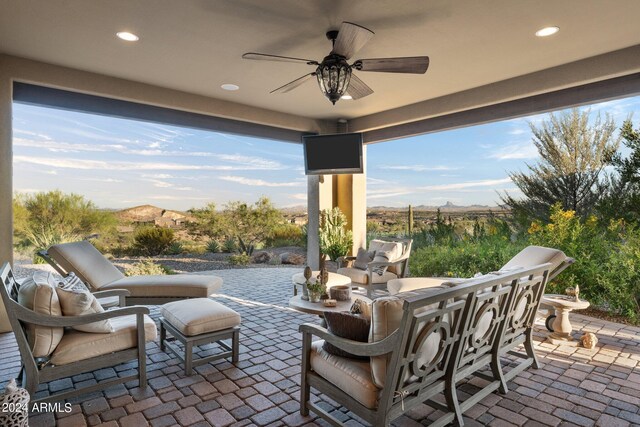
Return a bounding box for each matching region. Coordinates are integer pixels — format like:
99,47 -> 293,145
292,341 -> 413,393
1,0 -> 639,121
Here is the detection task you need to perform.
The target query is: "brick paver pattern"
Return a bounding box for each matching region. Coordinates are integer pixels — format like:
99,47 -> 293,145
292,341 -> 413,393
1,268 -> 639,426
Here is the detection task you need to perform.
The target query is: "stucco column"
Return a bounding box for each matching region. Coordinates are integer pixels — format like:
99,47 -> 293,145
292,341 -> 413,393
0,69 -> 13,332
306,145 -> 367,268
306,174 -> 334,269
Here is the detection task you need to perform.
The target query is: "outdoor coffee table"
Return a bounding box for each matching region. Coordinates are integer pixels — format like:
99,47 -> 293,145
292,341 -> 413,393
288,294 -> 372,323
542,294 -> 590,346
291,271 -> 351,296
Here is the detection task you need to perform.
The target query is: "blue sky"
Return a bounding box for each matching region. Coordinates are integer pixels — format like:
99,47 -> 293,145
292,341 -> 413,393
12,96 -> 640,211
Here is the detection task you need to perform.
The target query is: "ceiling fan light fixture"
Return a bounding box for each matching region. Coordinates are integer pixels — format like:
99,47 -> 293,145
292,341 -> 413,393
316,56 -> 352,104
341,95 -> 353,100
116,31 -> 139,41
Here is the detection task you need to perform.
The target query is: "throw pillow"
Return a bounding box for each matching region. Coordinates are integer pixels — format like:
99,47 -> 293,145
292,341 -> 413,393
353,248 -> 375,270
350,298 -> 372,320
17,272 -> 64,357
322,311 -> 371,360
56,287 -> 114,333
57,272 -> 90,292
0,379 -> 30,427
371,249 -> 394,275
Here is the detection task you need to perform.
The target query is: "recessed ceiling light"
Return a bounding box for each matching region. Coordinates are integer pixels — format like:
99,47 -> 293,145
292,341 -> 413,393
340,95 -> 353,100
116,31 -> 139,41
535,26 -> 559,37
221,84 -> 240,91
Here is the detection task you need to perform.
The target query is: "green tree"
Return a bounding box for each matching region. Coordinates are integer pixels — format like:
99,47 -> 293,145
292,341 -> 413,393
502,109 -> 619,221
188,203 -> 224,239
599,118 -> 640,222
222,197 -> 285,255
13,190 -> 116,257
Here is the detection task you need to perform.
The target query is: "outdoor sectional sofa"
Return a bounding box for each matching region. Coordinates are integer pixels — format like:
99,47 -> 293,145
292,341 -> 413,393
300,262 -> 552,426
39,241 -> 222,305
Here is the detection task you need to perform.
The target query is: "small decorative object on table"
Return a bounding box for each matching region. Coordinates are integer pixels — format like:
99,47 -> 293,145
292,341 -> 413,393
0,379 -> 30,427
307,282 -> 323,303
302,266 -> 313,301
330,285 -> 351,301
318,267 -> 330,300
581,332 -> 598,349
323,299 -> 337,307
565,285 -> 580,301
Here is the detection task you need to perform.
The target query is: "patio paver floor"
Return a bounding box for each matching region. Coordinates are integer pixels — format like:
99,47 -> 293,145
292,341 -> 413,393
1,267 -> 639,426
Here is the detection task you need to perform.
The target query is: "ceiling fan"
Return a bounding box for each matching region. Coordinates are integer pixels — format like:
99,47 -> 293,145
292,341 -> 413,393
242,22 -> 429,105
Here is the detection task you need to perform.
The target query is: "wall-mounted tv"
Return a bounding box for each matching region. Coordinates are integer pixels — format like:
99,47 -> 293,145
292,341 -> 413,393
303,132 -> 363,175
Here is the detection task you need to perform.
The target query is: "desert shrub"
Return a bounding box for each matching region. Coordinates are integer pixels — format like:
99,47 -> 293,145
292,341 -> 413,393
528,204 -> 640,319
206,240 -> 221,253
165,241 -> 184,255
222,197 -> 286,255
319,207 -> 353,261
13,190 -> 116,260
410,235 -> 525,279
266,223 -> 305,247
229,253 -> 251,266
125,259 -> 174,276
133,227 -> 176,256
223,238 -> 237,253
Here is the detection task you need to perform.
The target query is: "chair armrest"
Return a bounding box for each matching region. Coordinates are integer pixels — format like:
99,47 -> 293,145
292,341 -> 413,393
12,303 -> 149,328
336,256 -> 357,268
299,323 -> 398,357
93,289 -> 130,307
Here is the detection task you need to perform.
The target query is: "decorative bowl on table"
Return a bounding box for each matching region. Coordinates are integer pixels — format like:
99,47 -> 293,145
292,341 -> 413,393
330,285 -> 351,301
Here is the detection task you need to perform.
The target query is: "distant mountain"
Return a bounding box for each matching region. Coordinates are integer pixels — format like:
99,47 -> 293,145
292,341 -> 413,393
117,205 -> 195,223
369,202 -> 508,212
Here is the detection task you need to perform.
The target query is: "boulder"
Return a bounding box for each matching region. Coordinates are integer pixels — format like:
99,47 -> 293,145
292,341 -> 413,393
252,251 -> 272,264
280,252 -> 305,265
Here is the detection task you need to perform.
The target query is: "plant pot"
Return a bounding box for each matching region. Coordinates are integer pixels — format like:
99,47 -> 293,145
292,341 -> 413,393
330,285 -> 351,301
309,292 -> 321,303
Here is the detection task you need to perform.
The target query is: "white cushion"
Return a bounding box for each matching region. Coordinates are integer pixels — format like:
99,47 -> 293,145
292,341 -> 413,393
56,287 -> 114,333
501,246 -> 566,275
368,240 -> 404,274
48,241 -> 124,290
50,314 -> 157,365
161,298 -> 241,336
387,277 -> 450,295
369,287 -> 447,388
103,274 -> 223,298
310,341 -> 380,409
337,267 -> 397,285
17,272 -> 63,357
353,248 -> 375,270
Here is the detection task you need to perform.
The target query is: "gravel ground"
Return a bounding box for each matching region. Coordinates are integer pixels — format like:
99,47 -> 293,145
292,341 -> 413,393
13,246 -> 311,279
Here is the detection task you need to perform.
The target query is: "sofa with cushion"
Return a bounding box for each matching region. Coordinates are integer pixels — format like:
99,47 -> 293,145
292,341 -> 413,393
299,262 -> 552,426
337,238 -> 412,298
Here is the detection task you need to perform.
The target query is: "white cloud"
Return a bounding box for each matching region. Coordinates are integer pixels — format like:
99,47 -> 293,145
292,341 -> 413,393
147,195 -> 210,201
14,156 -> 280,172
367,191 -> 413,200
80,178 -> 124,183
487,141 -> 538,160
219,175 -> 304,187
379,165 -> 459,172
290,193 -> 307,201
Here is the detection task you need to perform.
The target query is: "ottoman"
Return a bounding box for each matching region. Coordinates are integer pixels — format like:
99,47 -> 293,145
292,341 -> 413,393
160,298 -> 241,375
291,271 -> 351,296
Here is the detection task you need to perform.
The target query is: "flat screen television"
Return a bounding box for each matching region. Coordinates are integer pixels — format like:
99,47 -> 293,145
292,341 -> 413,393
303,132 -> 363,175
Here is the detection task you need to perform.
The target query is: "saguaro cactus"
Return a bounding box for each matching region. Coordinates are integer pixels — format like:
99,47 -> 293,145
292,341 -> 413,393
408,205 -> 414,236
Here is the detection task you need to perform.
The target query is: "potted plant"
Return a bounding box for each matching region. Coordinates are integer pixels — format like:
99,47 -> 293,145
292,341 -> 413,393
306,282 -> 323,303
319,207 -> 353,262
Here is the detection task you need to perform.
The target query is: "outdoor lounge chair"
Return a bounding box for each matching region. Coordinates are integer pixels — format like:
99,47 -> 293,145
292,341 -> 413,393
337,238 -> 413,298
39,241 -> 223,305
0,262 -> 155,403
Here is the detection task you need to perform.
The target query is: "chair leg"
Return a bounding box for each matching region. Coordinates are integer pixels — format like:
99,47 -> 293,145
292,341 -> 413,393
185,341 -> 193,376
232,330 -> 240,363
491,355 -> 508,395
525,328 -> 540,369
300,333 -> 311,416
160,322 -> 166,352
137,313 -> 147,388
445,378 -> 464,426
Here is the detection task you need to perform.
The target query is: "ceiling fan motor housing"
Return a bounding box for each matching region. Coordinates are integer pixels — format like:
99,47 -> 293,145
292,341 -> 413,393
316,54 -> 352,104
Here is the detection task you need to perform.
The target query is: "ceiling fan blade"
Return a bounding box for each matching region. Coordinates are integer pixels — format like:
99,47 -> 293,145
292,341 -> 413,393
354,56 -> 430,74
242,52 -> 318,65
331,22 -> 374,60
346,73 -> 374,100
270,73 -> 316,94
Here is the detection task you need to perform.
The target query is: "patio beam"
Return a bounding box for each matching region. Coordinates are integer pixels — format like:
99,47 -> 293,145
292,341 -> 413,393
352,44 -> 640,142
